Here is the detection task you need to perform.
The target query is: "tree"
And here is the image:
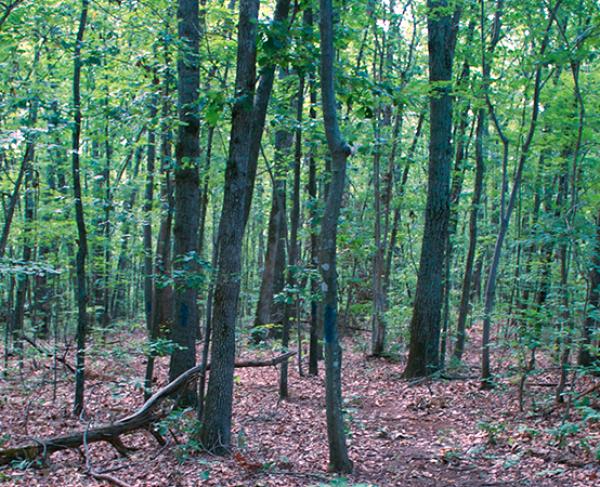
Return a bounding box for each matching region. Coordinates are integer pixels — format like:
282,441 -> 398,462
403,0 -> 459,378
480,0 -> 562,388
72,0 -> 89,416
200,0 -> 261,452
168,0 -> 201,400
318,0 -> 353,473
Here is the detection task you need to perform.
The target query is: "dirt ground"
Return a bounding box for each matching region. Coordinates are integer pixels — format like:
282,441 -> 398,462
0,330 -> 598,486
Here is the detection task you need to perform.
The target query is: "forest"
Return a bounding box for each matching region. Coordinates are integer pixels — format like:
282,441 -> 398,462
0,0 -> 599,485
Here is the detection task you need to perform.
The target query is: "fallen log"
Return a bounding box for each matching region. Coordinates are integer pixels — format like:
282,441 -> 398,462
0,351 -> 295,466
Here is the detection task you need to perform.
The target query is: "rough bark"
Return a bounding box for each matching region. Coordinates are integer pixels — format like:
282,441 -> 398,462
200,0 -> 261,453
168,0 -> 201,402
403,0 -> 459,378
318,0 -> 353,473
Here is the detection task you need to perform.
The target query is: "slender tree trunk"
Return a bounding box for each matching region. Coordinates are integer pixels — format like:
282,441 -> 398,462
241,0 -> 293,227
111,147 -> 142,319
275,71 -> 296,398
0,144 -> 32,259
253,174 -> 285,335
101,101 -> 112,336
145,29 -> 176,398
383,112 -> 425,296
12,109 -> 36,362
579,208 -> 600,367
307,6 -> 321,376
143,89 -> 158,337
454,108 -> 485,362
318,0 -> 353,473
480,0 -> 562,388
371,113 -> 386,356
72,0 -> 89,416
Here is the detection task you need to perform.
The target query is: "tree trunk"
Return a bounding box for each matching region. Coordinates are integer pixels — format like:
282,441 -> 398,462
306,6 -> 322,376
403,0 -> 459,378
143,86 -> 158,336
168,0 -> 201,403
371,113 -> 386,356
318,0 -> 353,473
11,104 -> 37,362
453,108 -> 485,362
111,147 -> 142,320
480,0 -> 562,388
579,208 -> 600,367
145,33 -> 176,399
253,174 -> 286,336
72,0 -> 89,416
200,0 -> 261,453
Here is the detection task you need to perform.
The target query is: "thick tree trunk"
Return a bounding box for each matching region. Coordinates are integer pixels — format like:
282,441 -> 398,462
403,0 -> 458,379
72,0 -> 89,416
318,0 -> 353,473
168,0 -> 201,403
200,0 -> 261,453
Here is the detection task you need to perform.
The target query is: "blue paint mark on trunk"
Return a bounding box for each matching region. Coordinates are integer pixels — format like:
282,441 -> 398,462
179,302 -> 189,328
324,303 -> 337,344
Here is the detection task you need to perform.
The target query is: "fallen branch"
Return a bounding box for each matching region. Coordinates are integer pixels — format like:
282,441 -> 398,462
22,335 -> 75,373
0,351 -> 296,466
84,422 -> 132,487
537,382 -> 600,417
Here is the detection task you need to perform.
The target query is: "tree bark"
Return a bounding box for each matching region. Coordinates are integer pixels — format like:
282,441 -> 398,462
168,0 -> 201,403
579,208 -> 600,367
318,0 -> 353,473
403,0 -> 459,378
200,0 -> 261,453
72,0 -> 89,416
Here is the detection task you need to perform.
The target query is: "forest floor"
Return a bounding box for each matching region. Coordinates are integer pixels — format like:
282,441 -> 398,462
0,327 -> 598,486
